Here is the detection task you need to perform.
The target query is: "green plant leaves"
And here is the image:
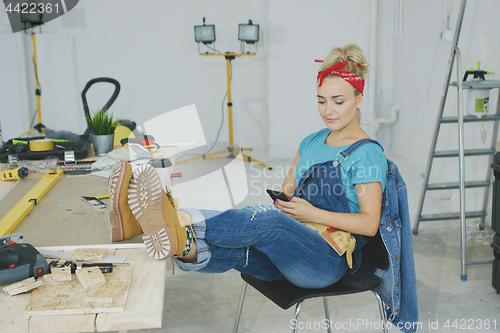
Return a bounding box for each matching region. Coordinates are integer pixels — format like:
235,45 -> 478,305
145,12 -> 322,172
86,108 -> 120,135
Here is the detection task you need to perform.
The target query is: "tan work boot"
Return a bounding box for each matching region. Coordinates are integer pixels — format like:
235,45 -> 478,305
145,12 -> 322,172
172,197 -> 193,227
128,164 -> 187,260
108,160 -> 143,242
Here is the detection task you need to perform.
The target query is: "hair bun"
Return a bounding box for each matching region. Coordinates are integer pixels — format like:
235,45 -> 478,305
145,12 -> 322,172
320,44 -> 369,80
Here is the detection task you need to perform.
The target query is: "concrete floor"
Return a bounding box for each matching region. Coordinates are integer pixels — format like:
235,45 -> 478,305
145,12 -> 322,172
135,148 -> 499,333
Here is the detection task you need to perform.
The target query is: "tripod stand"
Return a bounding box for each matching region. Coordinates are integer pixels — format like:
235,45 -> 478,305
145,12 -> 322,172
179,52 -> 272,170
19,32 -> 45,138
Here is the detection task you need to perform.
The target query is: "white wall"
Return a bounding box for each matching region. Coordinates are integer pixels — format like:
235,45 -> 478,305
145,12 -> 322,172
267,0 -> 373,158
2,0 -> 500,215
0,9 -> 31,140
0,0 -> 268,149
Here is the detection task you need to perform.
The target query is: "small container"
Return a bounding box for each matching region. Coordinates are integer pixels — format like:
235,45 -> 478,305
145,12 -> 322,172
463,62 -> 493,118
90,134 -> 115,156
467,89 -> 490,118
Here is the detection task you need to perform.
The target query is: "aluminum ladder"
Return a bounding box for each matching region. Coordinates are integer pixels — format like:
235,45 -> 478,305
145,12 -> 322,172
412,0 -> 499,280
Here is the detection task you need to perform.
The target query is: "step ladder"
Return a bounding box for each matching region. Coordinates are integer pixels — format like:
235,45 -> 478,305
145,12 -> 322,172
412,0 -> 500,280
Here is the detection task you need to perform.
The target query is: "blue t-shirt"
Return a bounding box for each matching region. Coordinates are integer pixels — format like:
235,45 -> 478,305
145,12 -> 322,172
295,128 -> 388,214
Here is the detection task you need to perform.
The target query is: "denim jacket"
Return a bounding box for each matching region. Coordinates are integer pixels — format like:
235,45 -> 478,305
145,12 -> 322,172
294,139 -> 418,332
375,157 -> 418,332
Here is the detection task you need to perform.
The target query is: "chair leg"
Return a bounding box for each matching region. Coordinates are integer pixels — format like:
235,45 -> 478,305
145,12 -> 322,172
323,297 -> 332,333
232,281 -> 248,333
372,290 -> 388,333
291,301 -> 303,333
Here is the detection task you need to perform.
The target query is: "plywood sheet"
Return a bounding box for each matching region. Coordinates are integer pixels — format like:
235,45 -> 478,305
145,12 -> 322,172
72,248 -> 107,261
1,246 -> 165,333
0,291 -> 31,333
51,267 -> 72,282
95,248 -> 166,331
25,265 -> 132,316
76,266 -> 106,288
3,277 -> 42,296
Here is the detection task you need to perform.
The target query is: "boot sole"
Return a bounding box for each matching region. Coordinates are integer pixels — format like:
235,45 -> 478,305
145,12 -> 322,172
128,164 -> 174,259
109,160 -> 129,241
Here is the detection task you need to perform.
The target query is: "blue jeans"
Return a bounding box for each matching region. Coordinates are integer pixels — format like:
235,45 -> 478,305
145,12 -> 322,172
173,204 -> 349,289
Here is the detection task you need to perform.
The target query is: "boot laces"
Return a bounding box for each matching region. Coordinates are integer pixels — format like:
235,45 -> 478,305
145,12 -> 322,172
165,189 -> 175,207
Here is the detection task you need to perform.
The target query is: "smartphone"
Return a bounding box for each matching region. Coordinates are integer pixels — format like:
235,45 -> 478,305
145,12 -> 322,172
266,189 -> 290,202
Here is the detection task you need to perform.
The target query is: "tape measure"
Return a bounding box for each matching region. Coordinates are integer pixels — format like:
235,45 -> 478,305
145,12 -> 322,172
29,139 -> 53,151
1,167 -> 30,181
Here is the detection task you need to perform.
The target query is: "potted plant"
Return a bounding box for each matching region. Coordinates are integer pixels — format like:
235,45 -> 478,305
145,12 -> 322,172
86,108 -> 120,156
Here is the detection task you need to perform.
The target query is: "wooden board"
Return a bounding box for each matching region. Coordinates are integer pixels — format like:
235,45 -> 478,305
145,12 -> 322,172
84,282 -> 126,303
3,277 -> 43,296
1,246 -> 166,333
95,248 -> 166,331
28,314 -> 96,333
0,292 -> 31,333
72,248 -> 107,261
76,266 -> 106,288
25,265 -> 132,316
51,267 -> 72,282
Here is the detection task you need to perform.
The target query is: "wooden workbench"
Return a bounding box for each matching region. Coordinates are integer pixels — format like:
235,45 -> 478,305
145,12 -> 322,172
0,245 -> 167,333
0,146 -> 176,332
0,146 -> 176,247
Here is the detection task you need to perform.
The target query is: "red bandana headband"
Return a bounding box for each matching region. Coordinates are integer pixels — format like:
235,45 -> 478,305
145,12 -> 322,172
316,60 -> 366,95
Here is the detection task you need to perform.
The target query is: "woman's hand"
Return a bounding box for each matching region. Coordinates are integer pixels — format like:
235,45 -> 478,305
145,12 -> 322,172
275,197 -> 318,223
275,183 -> 382,236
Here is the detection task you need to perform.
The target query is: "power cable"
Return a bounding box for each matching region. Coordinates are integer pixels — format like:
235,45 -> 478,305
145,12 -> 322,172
198,42 -> 221,55
177,62 -> 233,162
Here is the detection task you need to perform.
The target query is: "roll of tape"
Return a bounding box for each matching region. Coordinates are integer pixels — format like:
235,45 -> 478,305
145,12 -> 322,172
30,139 -> 54,151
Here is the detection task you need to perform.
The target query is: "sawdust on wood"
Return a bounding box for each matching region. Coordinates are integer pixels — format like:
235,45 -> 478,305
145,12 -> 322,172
25,265 -> 132,316
76,266 -> 105,288
72,248 -> 107,261
51,267 -> 72,282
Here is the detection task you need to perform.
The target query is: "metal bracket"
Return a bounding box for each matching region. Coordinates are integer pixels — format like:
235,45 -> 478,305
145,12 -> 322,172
7,155 -> 18,168
64,151 -> 76,165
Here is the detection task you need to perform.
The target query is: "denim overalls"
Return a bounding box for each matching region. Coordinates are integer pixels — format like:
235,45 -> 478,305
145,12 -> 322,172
294,138 -> 418,331
292,139 -> 379,271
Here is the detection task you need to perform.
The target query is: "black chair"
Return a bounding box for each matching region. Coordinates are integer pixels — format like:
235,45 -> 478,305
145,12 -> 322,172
232,231 -> 390,333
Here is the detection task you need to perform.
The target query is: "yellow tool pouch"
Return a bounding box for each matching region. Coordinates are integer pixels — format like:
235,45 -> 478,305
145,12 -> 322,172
303,222 -> 356,268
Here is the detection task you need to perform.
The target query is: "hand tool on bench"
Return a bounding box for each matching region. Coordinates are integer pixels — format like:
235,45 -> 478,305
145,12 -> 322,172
48,260 -> 127,274
0,242 -> 49,284
0,167 -> 33,181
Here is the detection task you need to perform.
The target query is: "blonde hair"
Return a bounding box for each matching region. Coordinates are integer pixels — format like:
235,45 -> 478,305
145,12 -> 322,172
320,44 -> 369,121
320,44 -> 369,95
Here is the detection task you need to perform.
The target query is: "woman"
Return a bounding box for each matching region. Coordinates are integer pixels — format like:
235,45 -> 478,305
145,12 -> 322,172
109,44 -> 387,289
